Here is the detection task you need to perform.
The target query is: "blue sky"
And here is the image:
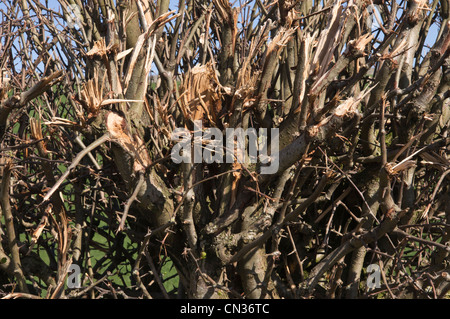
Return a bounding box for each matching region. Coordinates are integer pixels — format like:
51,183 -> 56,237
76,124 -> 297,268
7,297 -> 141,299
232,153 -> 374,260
0,0 -> 441,76
39,0 -> 441,47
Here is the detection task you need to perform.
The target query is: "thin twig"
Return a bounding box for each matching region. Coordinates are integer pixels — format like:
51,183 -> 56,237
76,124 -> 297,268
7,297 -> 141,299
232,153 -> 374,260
117,171 -> 145,232
144,248 -> 170,299
39,133 -> 110,205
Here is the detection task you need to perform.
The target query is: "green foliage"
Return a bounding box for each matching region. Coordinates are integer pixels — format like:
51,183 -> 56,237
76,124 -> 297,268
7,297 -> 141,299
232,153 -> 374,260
161,258 -> 179,294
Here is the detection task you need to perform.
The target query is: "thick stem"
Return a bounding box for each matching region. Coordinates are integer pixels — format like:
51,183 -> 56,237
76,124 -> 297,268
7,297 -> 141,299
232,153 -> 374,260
1,162 -> 29,293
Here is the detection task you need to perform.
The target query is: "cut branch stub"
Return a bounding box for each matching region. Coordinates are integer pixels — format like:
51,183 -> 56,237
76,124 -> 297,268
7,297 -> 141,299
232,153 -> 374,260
79,74 -> 104,118
86,37 -> 119,59
254,27 -> 296,125
106,112 -> 151,173
179,63 -> 222,126
345,33 -> 373,57
307,86 -> 374,141
310,1 -> 344,79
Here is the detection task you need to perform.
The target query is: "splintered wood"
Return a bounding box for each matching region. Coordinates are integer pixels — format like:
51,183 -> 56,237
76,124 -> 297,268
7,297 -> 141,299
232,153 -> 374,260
179,62 -> 222,126
106,112 -> 151,173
